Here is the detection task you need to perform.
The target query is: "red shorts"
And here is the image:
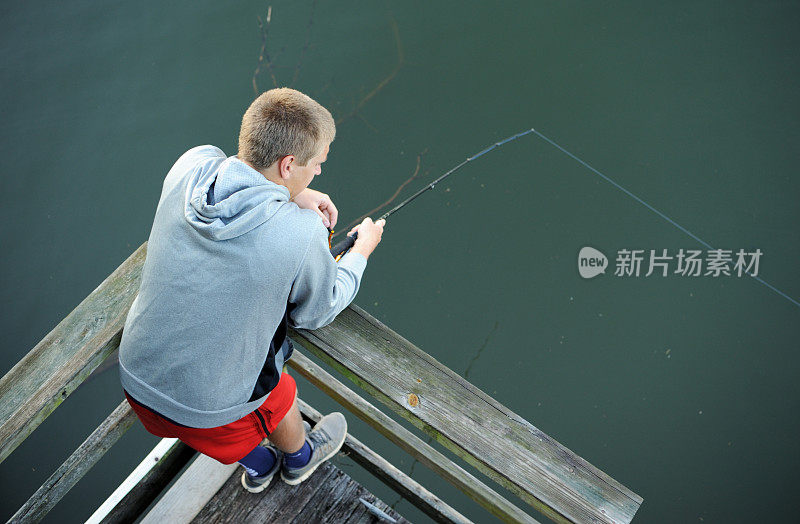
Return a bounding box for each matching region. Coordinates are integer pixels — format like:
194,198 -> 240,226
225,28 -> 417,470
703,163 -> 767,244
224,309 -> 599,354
125,372 -> 297,464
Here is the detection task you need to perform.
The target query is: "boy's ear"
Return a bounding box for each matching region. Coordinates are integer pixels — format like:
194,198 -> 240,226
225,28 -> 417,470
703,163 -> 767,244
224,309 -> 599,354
279,155 -> 295,179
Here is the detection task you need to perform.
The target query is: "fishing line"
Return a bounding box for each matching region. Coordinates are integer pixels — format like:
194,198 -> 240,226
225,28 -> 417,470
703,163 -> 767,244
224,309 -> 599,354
530,127 -> 800,309
331,126 -> 799,309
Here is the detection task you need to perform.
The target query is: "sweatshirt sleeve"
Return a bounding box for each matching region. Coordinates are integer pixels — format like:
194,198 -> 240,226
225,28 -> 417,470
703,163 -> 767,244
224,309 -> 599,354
287,228 -> 368,330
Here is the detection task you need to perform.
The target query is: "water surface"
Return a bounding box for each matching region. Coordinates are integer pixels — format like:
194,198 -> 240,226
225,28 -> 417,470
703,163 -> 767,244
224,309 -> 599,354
1,1 -> 798,522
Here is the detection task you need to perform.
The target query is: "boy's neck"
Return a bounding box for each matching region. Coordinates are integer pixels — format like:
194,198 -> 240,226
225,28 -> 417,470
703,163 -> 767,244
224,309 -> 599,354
241,158 -> 287,191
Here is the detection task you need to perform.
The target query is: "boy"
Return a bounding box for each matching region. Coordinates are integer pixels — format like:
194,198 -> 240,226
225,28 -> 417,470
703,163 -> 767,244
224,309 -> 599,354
118,88 -> 385,492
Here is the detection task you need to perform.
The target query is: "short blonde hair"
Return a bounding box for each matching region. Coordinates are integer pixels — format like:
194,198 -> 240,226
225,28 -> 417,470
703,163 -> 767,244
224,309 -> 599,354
238,88 -> 335,169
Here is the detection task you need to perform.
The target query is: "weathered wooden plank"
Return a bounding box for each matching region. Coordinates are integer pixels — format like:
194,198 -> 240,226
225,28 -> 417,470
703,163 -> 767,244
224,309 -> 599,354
139,453 -> 237,524
258,465 -> 339,523
289,305 -> 643,524
297,398 -> 474,524
289,466 -> 360,523
8,401 -> 137,524
193,461 -> 335,523
290,351 -> 537,524
190,459 -> 409,524
182,461 -> 251,524
0,243 -> 147,464
85,438 -> 196,524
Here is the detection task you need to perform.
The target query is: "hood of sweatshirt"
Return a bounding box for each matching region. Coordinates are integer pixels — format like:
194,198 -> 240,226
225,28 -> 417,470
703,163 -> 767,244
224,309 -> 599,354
184,154 -> 290,241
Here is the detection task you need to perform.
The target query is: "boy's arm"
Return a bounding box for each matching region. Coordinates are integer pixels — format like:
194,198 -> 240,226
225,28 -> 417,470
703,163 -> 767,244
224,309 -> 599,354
287,227 -> 367,330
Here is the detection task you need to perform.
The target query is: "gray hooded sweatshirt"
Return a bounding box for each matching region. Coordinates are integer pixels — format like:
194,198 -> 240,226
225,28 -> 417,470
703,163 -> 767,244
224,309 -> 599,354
119,145 -> 367,428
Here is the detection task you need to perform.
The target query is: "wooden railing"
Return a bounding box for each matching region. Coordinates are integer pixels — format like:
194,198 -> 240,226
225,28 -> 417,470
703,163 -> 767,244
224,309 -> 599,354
0,243 -> 641,523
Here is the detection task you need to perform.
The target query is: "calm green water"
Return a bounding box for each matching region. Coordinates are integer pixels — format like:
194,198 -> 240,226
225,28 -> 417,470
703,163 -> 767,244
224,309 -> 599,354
2,1 -> 799,522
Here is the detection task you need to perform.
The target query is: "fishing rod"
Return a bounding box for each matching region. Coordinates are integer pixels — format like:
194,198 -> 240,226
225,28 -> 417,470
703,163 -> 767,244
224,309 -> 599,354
330,128 -> 536,258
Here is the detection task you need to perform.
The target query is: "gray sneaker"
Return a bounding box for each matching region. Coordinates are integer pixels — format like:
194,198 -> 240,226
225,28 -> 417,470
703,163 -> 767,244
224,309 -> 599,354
240,446 -> 282,493
281,412 -> 347,485
241,422 -> 311,493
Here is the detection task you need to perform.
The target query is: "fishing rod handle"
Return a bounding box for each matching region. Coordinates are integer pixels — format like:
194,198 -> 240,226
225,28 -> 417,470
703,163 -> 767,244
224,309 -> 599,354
330,232 -> 358,258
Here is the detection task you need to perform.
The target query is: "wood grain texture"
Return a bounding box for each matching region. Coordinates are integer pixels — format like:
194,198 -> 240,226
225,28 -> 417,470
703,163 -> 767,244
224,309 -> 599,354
191,459 -> 409,524
289,305 -> 642,524
90,439 -> 196,524
0,243 -> 147,464
297,398 -> 474,524
290,351 -> 538,524
8,401 -> 137,523
140,453 -> 238,524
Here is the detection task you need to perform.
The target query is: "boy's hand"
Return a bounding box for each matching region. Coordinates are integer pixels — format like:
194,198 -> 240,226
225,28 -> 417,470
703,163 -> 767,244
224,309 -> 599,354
292,188 -> 338,229
349,217 -> 385,260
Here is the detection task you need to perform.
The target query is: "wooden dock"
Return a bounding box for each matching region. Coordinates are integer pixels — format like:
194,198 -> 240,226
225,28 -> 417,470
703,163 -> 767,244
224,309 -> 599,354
0,242 -> 643,523
135,452 -> 407,524
192,462 -> 405,523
